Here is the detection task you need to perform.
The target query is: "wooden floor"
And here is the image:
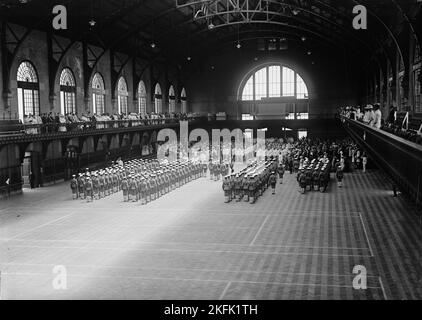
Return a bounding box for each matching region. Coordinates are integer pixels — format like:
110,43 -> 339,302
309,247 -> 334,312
0,168 -> 421,300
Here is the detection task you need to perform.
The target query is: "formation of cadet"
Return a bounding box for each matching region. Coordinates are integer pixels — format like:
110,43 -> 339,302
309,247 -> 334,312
222,157 -> 278,204
70,159 -> 205,203
209,162 -> 230,181
296,158 -> 331,194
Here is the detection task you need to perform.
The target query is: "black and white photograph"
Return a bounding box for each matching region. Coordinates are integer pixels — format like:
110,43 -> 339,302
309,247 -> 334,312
0,0 -> 422,305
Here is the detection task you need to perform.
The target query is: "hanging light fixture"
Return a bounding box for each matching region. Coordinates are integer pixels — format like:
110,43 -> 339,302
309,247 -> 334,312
236,23 -> 241,49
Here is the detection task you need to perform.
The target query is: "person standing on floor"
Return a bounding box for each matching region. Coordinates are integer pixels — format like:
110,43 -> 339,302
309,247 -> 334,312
362,152 -> 368,173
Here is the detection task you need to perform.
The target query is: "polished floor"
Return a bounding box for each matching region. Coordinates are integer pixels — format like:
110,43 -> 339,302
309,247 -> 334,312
0,168 -> 421,299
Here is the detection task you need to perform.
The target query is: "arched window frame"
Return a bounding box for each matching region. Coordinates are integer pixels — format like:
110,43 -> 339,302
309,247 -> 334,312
137,80 -> 147,116
59,67 -> 76,115
239,64 -> 309,101
154,83 -> 162,113
168,85 -> 176,114
92,73 -> 106,115
117,76 -> 129,115
181,87 -> 187,113
17,60 -> 40,121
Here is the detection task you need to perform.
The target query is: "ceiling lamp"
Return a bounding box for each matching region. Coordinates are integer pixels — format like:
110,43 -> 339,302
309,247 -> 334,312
150,42 -> 156,48
89,19 -> 96,27
236,42 -> 242,49
208,22 -> 215,29
187,56 -> 192,61
292,9 -> 299,15
307,50 -> 312,55
301,35 -> 306,42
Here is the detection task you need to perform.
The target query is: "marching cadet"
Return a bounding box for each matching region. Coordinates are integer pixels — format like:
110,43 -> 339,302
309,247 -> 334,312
298,170 -> 307,194
305,169 -> 312,191
269,171 -> 277,195
312,169 -> 320,191
70,175 -> 78,199
103,171 -> 109,196
139,177 -> 147,205
78,174 -> 85,200
98,172 -> 105,198
319,168 -> 329,193
336,165 -> 344,188
222,176 -> 232,203
145,177 -> 152,203
150,174 -> 157,201
85,176 -> 93,202
128,174 -> 137,202
112,171 -> 118,193
248,175 -> 257,204
277,163 -> 285,184
234,174 -> 243,202
242,174 -> 250,202
92,173 -> 100,200
202,162 -> 208,177
121,174 -> 129,202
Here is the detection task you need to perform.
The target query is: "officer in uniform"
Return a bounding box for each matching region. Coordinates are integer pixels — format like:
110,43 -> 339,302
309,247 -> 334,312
85,175 -> 93,202
336,165 -> 344,188
70,175 -> 78,199
78,174 -> 85,200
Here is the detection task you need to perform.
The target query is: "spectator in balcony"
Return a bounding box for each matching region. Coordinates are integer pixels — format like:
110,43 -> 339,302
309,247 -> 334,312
387,106 -> 397,125
363,105 -> 375,126
373,104 -> 382,129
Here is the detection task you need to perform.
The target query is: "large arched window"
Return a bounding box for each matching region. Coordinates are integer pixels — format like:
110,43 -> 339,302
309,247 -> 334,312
117,77 -> 128,115
137,80 -> 147,116
240,64 -> 309,101
17,61 -> 40,121
92,73 -> 105,115
154,83 -> 162,113
181,88 -> 187,113
168,85 -> 176,114
60,68 -> 76,115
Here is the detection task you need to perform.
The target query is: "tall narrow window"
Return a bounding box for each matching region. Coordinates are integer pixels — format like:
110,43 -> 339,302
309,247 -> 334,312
415,69 -> 421,113
268,65 -> 281,97
282,67 -> 295,97
154,83 -> 162,113
181,88 -> 187,113
240,64 -> 309,101
92,73 -> 105,115
255,67 -> 267,100
60,68 -> 76,115
117,77 -> 129,115
137,80 -> 147,116
168,85 -> 176,114
17,61 -> 40,121
296,74 -> 309,99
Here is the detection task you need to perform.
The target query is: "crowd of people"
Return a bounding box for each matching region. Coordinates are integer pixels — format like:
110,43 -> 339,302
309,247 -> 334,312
22,111 -> 200,134
339,104 -> 422,145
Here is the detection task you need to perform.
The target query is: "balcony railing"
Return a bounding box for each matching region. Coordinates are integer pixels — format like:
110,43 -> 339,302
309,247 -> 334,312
341,116 -> 422,205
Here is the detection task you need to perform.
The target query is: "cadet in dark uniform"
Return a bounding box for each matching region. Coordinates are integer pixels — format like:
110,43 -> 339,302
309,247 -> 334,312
269,171 -> 277,194
222,176 -> 232,203
277,164 -> 285,184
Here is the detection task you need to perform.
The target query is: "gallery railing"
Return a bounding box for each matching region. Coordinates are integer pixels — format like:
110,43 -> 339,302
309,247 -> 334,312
341,116 -> 422,205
